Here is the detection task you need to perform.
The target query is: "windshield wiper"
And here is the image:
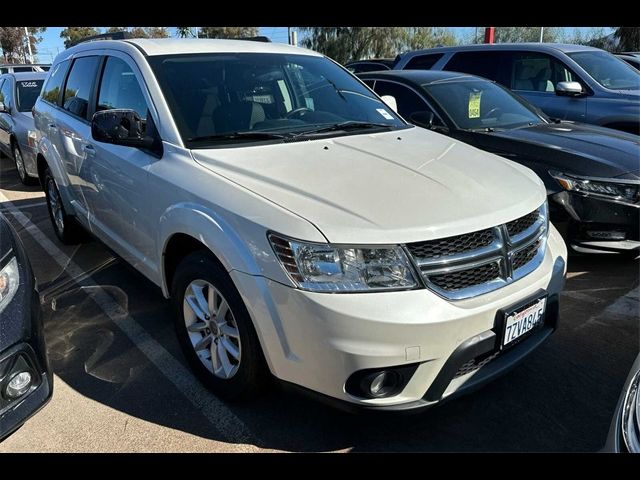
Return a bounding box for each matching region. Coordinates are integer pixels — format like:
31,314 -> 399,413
293,121 -> 394,137
188,131 -> 290,143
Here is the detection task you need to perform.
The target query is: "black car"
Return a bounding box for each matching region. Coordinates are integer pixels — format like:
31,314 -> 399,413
345,58 -> 396,73
358,70 -> 640,255
0,213 -> 52,440
616,53 -> 640,71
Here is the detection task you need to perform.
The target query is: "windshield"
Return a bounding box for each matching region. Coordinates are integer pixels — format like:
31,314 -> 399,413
423,78 -> 543,130
16,79 -> 44,112
567,51 -> 640,90
149,53 -> 407,147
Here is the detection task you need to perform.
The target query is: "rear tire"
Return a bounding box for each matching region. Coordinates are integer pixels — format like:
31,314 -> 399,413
171,251 -> 269,401
43,167 -> 84,244
13,144 -> 36,186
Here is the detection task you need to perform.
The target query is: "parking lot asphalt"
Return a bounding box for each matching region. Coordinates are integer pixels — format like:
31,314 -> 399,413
0,153 -> 638,452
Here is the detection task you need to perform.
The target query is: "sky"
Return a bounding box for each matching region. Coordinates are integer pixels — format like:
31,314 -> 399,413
34,26 -> 610,63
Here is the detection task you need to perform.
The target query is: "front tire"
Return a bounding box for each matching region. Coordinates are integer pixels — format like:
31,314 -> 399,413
171,251 -> 268,401
43,167 -> 84,244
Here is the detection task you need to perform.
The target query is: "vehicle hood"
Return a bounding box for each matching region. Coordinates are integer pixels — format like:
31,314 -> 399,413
191,127 -> 546,244
489,122 -> 640,177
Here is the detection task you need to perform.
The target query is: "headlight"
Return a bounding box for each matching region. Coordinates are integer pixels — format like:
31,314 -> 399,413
622,367 -> 640,453
550,171 -> 639,205
269,234 -> 419,292
0,257 -> 20,313
27,130 -> 38,149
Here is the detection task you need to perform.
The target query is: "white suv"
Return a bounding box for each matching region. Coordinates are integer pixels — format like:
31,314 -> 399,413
33,38 -> 567,411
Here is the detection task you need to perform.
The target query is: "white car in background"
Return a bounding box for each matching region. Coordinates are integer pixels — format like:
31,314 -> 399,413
32,38 -> 567,411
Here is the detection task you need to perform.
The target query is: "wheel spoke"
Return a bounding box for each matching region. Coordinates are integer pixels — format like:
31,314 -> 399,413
187,321 -> 208,333
207,285 -> 215,314
193,335 -> 212,351
220,323 -> 240,339
192,284 -> 210,318
217,341 -> 234,377
210,341 -> 221,372
220,337 -> 240,360
216,298 -> 229,321
185,292 -> 207,321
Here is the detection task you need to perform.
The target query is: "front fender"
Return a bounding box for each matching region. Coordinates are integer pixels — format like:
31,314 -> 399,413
158,203 -> 294,296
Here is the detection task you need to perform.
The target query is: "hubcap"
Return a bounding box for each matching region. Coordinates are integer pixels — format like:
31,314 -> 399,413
47,178 -> 64,234
14,149 -> 26,181
183,280 -> 241,379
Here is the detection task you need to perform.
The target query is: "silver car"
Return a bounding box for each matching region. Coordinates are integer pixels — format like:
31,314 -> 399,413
0,72 -> 47,184
394,43 -> 640,134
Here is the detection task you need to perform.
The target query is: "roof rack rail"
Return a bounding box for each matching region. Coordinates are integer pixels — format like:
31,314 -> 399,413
68,31 -> 134,48
237,36 -> 271,43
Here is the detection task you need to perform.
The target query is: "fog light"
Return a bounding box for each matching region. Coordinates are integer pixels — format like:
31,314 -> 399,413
5,371 -> 32,399
587,230 -> 626,240
367,371 -> 400,398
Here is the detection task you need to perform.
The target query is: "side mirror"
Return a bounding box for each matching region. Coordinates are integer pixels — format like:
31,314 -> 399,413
410,111 -> 435,129
0,101 -> 8,113
380,95 -> 398,113
92,109 -> 158,152
555,81 -> 584,97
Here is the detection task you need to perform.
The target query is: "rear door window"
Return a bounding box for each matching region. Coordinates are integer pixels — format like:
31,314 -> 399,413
42,60 -> 70,106
404,53 -> 444,70
0,78 -> 13,109
443,51 -> 505,82
62,56 -> 101,120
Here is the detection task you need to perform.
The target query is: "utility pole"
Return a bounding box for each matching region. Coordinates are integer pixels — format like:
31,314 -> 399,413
24,27 -> 33,63
539,27 -> 544,43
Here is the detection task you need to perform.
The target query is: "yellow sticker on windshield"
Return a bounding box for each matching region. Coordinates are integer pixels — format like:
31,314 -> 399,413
468,92 -> 482,118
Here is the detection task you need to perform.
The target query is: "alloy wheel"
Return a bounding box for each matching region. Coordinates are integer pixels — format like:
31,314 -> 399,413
14,147 -> 26,182
183,279 -> 242,379
47,177 -> 65,234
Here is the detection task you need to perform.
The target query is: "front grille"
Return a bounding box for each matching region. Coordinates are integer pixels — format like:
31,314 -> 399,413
512,239 -> 542,271
506,211 -> 539,237
406,203 -> 548,300
454,352 -> 499,379
430,262 -> 500,291
406,229 -> 494,260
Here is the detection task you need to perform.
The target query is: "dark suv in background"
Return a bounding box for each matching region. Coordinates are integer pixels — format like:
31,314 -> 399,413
393,43 -> 640,134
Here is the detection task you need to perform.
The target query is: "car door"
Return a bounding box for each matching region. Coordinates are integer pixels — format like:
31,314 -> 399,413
54,55 -> 102,224
503,51 -> 588,122
81,53 -> 157,273
0,78 -> 13,154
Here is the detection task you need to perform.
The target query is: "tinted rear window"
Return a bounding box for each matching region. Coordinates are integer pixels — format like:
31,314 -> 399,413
404,53 -> 444,70
16,79 -> 44,111
443,51 -> 504,81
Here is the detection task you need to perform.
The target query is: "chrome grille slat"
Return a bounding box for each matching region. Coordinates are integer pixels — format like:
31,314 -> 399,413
406,203 -> 548,300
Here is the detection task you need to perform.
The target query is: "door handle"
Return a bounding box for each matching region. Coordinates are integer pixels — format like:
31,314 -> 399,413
84,144 -> 96,156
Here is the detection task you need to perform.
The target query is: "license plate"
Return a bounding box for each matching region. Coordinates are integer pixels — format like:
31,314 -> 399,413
502,296 -> 547,348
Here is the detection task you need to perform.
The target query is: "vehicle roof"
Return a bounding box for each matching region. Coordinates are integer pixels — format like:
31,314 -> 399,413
358,69 -> 479,85
62,38 -> 323,58
400,42 -> 606,58
347,58 -> 396,64
5,71 -> 48,80
0,63 -> 50,67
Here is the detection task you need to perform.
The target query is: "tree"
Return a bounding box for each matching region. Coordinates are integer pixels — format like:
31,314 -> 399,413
299,27 -> 457,64
0,27 -> 47,63
176,27 -> 194,38
107,27 -> 169,38
562,27 -> 613,51
471,27 -> 560,44
198,27 -> 259,39
614,27 -> 640,52
60,27 -> 101,48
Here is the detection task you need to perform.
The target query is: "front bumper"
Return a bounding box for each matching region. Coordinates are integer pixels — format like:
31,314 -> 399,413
550,191 -> 640,254
231,224 -> 567,410
0,343 -> 53,440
